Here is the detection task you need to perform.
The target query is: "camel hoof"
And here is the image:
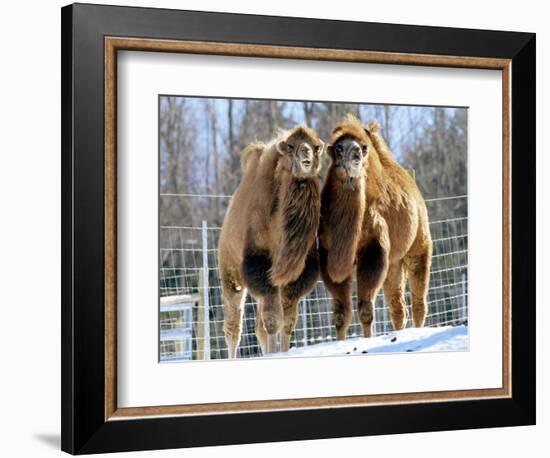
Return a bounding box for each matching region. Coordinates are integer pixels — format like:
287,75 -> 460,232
336,329 -> 347,340
391,316 -> 407,331
362,325 -> 372,338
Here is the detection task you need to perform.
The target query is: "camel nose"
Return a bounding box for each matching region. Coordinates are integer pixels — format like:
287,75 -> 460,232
298,148 -> 313,168
299,148 -> 312,161
348,149 -> 362,166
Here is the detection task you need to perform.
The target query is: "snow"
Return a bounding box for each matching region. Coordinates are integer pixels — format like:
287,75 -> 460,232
268,325 -> 468,358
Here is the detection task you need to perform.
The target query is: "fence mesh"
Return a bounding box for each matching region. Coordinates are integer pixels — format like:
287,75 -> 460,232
159,194 -> 468,361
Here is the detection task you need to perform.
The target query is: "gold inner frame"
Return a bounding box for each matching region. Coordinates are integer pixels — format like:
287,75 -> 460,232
104,36 -> 512,421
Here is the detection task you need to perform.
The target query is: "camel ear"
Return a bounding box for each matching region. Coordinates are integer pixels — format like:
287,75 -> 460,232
277,140 -> 292,155
315,141 -> 325,157
366,121 -> 381,133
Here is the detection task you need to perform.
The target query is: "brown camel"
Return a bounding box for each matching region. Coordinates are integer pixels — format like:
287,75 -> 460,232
219,126 -> 324,357
319,114 -> 432,340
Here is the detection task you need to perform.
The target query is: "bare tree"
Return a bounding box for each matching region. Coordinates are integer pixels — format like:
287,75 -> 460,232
402,107 -> 467,219
303,101 -> 315,127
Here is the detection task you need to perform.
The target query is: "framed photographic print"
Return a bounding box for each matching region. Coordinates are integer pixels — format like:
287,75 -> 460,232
61,3 -> 536,454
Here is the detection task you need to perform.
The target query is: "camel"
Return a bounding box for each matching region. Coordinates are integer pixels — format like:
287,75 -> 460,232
319,114 -> 432,340
219,126 -> 324,357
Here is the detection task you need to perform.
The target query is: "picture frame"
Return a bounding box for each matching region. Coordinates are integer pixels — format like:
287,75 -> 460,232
61,3 -> 536,454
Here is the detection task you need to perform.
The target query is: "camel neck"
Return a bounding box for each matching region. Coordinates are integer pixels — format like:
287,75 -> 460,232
278,175 -> 321,217
277,173 -> 321,244
322,168 -> 366,271
269,173 -> 321,286
325,169 -> 366,215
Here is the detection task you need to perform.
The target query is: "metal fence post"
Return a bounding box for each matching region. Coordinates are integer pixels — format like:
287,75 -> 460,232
461,272 -> 467,324
197,269 -> 205,359
381,294 -> 388,335
301,300 -> 308,347
201,220 -> 211,360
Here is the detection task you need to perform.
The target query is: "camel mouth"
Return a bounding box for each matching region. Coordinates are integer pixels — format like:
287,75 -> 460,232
334,164 -> 361,190
339,165 -> 362,178
294,159 -> 314,176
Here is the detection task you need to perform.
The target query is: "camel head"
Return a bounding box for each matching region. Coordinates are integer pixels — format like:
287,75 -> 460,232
328,114 -> 374,191
276,126 -> 324,179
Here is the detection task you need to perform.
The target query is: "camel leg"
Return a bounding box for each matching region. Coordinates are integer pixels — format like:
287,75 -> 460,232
406,250 -> 432,327
332,280 -> 353,340
267,335 -> 278,354
255,299 -> 268,355
356,240 -> 389,337
383,261 -> 408,331
261,290 -> 283,354
280,249 -> 320,352
253,293 -> 283,355
221,272 -> 246,359
355,288 -> 378,338
241,247 -> 282,354
320,246 -> 353,340
329,280 -> 353,341
280,297 -> 298,353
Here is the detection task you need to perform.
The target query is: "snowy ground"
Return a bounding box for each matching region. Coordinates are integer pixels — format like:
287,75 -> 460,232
269,325 -> 468,358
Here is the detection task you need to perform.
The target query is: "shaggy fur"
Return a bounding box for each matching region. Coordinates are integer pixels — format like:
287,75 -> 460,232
219,126 -> 324,357
319,114 -> 432,339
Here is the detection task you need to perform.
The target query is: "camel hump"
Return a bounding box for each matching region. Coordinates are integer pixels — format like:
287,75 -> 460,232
364,121 -> 394,160
240,141 -> 265,171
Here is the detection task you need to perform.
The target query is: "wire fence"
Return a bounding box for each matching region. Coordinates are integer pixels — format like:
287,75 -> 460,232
159,194 -> 468,361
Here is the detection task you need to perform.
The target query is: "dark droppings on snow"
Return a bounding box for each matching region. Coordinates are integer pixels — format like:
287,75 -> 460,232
346,351 -> 350,355
406,349 -> 413,352
362,350 -> 368,354
391,336 -> 397,343
353,347 -> 357,351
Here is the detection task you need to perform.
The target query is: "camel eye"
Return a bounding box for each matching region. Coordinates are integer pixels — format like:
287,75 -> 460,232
286,144 -> 294,153
335,144 -> 343,155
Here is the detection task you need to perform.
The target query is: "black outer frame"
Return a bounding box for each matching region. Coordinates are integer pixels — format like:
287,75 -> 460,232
61,3 -> 535,454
